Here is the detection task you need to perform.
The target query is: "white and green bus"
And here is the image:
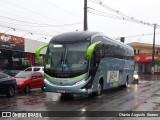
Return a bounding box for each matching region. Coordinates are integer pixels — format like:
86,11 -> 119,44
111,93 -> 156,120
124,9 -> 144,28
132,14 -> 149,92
36,31 -> 134,96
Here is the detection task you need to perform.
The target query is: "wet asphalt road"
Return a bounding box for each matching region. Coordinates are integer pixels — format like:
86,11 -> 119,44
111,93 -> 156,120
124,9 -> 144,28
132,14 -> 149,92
1,75 -> 160,120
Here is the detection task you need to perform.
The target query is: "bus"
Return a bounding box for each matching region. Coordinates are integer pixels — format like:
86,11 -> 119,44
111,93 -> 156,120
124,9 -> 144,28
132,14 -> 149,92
36,31 -> 134,96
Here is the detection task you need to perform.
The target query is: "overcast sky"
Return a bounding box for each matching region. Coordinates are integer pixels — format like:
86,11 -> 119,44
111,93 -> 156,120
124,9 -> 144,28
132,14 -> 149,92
0,0 -> 160,44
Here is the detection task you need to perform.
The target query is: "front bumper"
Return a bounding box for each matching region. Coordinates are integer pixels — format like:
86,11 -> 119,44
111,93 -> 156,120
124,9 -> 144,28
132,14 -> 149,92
16,84 -> 25,91
44,79 -> 92,94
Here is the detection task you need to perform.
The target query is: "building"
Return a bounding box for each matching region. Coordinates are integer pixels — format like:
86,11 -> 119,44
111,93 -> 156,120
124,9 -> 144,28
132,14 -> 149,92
0,32 -> 47,70
128,42 -> 160,74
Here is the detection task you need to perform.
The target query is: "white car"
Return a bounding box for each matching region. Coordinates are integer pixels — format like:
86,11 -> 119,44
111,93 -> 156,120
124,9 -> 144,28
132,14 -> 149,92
24,66 -> 44,73
133,71 -> 139,84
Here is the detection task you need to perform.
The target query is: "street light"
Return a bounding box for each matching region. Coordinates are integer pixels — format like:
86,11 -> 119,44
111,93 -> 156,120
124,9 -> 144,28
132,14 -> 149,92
4,28 -> 16,34
21,32 -> 33,37
36,37 -> 47,41
151,24 -> 157,74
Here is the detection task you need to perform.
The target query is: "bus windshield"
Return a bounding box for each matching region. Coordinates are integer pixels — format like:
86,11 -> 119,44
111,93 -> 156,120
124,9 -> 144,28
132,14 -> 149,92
45,42 -> 89,74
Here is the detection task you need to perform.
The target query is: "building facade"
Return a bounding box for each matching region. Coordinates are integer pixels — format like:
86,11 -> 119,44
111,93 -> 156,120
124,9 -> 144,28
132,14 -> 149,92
128,42 -> 160,74
0,32 -> 47,70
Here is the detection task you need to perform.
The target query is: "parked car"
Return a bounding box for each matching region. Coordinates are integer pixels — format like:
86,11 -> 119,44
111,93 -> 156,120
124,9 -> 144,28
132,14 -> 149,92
15,71 -> 44,93
133,71 -> 139,84
0,72 -> 16,97
24,66 -> 44,73
3,70 -> 20,77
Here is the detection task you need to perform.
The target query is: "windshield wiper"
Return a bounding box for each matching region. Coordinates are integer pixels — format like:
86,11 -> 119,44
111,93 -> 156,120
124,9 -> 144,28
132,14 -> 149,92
54,53 -> 64,72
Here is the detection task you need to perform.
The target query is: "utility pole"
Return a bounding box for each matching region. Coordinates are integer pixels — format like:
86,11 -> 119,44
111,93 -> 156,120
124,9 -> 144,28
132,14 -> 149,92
151,24 -> 156,74
84,0 -> 88,31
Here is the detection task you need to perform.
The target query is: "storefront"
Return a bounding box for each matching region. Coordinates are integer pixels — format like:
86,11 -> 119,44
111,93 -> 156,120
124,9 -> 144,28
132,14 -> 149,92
134,54 -> 160,74
0,32 -> 47,70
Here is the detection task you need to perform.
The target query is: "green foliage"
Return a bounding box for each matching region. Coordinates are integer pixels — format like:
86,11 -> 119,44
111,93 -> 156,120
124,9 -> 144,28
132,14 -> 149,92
155,58 -> 160,66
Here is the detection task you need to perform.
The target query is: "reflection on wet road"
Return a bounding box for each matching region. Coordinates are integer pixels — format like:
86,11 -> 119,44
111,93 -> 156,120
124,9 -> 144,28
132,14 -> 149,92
1,75 -> 160,120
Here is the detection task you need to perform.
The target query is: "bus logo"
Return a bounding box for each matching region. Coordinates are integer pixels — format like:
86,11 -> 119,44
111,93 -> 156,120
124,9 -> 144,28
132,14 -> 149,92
60,82 -> 63,85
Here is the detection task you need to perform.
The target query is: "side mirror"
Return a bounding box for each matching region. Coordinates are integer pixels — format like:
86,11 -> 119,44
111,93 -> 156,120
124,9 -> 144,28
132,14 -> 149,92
36,44 -> 48,60
86,41 -> 101,60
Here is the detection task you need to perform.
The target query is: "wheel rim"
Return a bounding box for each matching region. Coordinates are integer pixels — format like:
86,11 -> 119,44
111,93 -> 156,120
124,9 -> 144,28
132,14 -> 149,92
9,87 -> 14,96
26,86 -> 30,93
125,80 -> 128,87
97,83 -> 102,95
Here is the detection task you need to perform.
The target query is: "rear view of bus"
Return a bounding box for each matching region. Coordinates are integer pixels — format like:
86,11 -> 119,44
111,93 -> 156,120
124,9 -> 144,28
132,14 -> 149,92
36,31 -> 134,96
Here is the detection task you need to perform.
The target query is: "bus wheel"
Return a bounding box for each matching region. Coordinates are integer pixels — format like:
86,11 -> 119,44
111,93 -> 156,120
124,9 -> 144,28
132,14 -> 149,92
125,79 -> 129,88
93,81 -> 103,96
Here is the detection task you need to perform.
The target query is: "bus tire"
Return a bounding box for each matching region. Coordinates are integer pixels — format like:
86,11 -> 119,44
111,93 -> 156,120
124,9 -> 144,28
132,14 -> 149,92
92,80 -> 103,96
124,76 -> 129,88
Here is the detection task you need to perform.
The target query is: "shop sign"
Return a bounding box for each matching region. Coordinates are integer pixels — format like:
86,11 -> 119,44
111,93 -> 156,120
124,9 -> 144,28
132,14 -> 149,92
0,33 -> 25,51
135,54 -> 160,62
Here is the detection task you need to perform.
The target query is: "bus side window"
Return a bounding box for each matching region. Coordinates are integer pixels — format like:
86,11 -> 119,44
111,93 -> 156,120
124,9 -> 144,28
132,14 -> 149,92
94,44 -> 105,62
104,44 -> 108,57
92,36 -> 106,43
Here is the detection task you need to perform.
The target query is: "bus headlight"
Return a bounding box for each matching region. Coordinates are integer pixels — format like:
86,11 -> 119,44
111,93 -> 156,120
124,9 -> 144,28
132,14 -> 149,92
44,79 -> 54,86
75,79 -> 86,85
75,77 -> 91,85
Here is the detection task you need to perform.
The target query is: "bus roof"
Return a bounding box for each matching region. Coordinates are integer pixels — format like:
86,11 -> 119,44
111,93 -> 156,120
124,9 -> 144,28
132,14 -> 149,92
104,36 -> 133,50
50,31 -> 98,44
49,31 -> 133,51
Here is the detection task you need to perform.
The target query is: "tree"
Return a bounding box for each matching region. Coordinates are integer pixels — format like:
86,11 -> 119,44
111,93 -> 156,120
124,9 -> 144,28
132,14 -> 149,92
155,58 -> 160,72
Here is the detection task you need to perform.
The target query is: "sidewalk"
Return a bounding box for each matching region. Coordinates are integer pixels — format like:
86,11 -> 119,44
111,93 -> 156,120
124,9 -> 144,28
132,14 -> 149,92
139,75 -> 160,81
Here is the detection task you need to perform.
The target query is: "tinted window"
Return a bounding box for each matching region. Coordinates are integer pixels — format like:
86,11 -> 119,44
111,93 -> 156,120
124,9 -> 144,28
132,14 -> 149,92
32,73 -> 37,79
37,73 -> 43,78
0,73 -> 5,79
15,72 -> 31,78
25,68 -> 32,71
0,73 -> 9,79
92,36 -> 105,44
94,44 -> 105,62
3,73 -> 9,78
33,68 -> 40,71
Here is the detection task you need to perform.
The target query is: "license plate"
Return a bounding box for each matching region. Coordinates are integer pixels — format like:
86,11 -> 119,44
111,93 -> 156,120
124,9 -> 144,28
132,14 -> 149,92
57,90 -> 65,93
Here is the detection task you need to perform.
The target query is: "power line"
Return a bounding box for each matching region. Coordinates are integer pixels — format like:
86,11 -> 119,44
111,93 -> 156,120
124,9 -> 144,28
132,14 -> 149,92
0,23 -> 73,34
88,7 -> 125,20
89,0 -> 156,27
0,17 -> 82,27
0,8 -> 83,28
0,21 -> 75,36
45,0 -> 82,20
125,32 -> 160,38
87,8 -> 148,25
0,24 -> 55,37
0,0 -> 74,31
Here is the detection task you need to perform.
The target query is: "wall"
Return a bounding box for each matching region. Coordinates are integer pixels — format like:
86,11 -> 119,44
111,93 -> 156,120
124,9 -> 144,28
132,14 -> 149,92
128,42 -> 160,54
25,38 -> 47,54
